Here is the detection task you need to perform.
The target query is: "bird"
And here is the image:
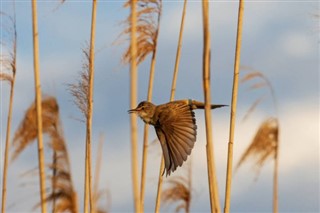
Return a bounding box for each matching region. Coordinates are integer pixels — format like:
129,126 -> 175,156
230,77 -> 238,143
128,99 -> 226,176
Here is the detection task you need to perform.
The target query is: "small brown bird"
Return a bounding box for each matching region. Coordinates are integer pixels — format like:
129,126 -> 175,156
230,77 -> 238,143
128,99 -> 226,176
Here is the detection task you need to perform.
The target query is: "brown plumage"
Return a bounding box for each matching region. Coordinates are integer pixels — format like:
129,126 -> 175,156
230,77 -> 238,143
128,99 -> 226,176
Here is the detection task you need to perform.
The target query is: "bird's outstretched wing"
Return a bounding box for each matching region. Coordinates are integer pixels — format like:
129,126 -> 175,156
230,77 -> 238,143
154,102 -> 197,176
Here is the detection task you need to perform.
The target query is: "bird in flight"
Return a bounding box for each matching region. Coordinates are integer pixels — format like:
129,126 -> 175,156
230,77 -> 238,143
128,99 -> 226,176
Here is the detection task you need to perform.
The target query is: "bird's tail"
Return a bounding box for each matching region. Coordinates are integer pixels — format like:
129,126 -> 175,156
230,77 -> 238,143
189,99 -> 227,110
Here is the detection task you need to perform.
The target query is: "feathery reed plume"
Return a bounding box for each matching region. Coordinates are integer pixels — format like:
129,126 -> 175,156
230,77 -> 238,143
67,46 -> 93,212
237,69 -> 279,212
224,1 -> 244,212
45,127 -> 78,212
202,1 -> 221,212
68,2 -> 97,211
11,97 -> 78,212
235,118 -> 279,176
68,48 -> 90,121
15,97 -> 78,212
161,160 -> 192,213
117,0 -> 162,65
1,3 -> 17,212
31,1 -> 47,211
155,1 -> 187,212
12,96 -> 59,161
240,67 -> 278,117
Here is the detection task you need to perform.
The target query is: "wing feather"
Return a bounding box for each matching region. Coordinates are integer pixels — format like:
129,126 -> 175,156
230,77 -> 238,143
155,102 -> 197,175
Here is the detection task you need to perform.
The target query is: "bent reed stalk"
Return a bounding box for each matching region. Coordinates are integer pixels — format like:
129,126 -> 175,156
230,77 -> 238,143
1,3 -> 17,212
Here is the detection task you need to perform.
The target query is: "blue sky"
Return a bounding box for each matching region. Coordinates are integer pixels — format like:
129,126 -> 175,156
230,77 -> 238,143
1,1 -> 319,212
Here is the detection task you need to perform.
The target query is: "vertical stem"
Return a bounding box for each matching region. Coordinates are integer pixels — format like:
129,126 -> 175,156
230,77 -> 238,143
31,0 -> 47,212
52,151 -> 57,213
140,11 -> 161,208
92,134 -> 104,213
1,76 -> 15,213
84,0 -> 97,212
1,4 -> 17,209
155,1 -> 187,212
130,1 -> 141,212
273,145 -> 279,213
202,1 -> 221,212
224,1 -> 244,212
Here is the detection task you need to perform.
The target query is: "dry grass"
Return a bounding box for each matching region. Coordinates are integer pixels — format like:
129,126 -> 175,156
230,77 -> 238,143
68,48 -> 90,121
161,161 -> 192,213
45,129 -> 78,212
236,117 -> 279,176
11,96 -> 78,212
240,67 -> 278,117
117,0 -> 162,65
1,6 -> 17,213
11,96 -> 59,161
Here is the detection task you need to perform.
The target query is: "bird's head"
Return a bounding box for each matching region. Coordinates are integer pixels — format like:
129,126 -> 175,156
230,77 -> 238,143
128,101 -> 156,124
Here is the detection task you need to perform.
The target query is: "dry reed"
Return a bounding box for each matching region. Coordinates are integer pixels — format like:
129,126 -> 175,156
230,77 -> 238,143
237,69 -> 280,213
129,1 -> 141,212
131,1 -> 163,211
202,1 -> 221,212
11,97 -> 78,212
67,50 -> 89,121
84,2 -> 97,211
45,127 -> 78,212
235,118 -> 279,176
12,97 -> 59,161
161,160 -> 192,213
92,134 -> 110,213
224,1 -> 244,212
155,1 -> 187,212
1,5 -> 17,212
31,1 -> 47,211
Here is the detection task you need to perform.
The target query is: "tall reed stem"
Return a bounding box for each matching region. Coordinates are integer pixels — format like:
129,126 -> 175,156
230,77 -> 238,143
224,1 -> 244,212
130,1 -> 141,212
140,39 -> 158,213
155,1 -> 187,212
1,4 -> 17,213
273,145 -> 279,213
31,0 -> 47,212
1,71 -> 16,213
202,1 -> 221,212
84,1 -> 97,212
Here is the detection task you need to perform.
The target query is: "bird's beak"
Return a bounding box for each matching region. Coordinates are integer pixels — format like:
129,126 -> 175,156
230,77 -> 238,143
128,108 -> 138,114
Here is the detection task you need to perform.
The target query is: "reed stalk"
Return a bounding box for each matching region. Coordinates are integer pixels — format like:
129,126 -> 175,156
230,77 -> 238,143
224,0 -> 244,212
273,145 -> 279,213
154,1 -> 187,212
140,39 -> 156,213
84,0 -> 97,212
1,4 -> 17,213
31,0 -> 47,212
140,2 -> 162,211
1,57 -> 16,213
202,1 -> 221,212
129,1 -> 141,212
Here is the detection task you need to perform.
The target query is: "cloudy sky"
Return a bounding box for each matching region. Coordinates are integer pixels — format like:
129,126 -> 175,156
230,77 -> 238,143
1,1 -> 319,212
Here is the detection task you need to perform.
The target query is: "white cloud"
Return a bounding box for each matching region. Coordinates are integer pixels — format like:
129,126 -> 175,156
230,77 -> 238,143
280,32 -> 314,58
